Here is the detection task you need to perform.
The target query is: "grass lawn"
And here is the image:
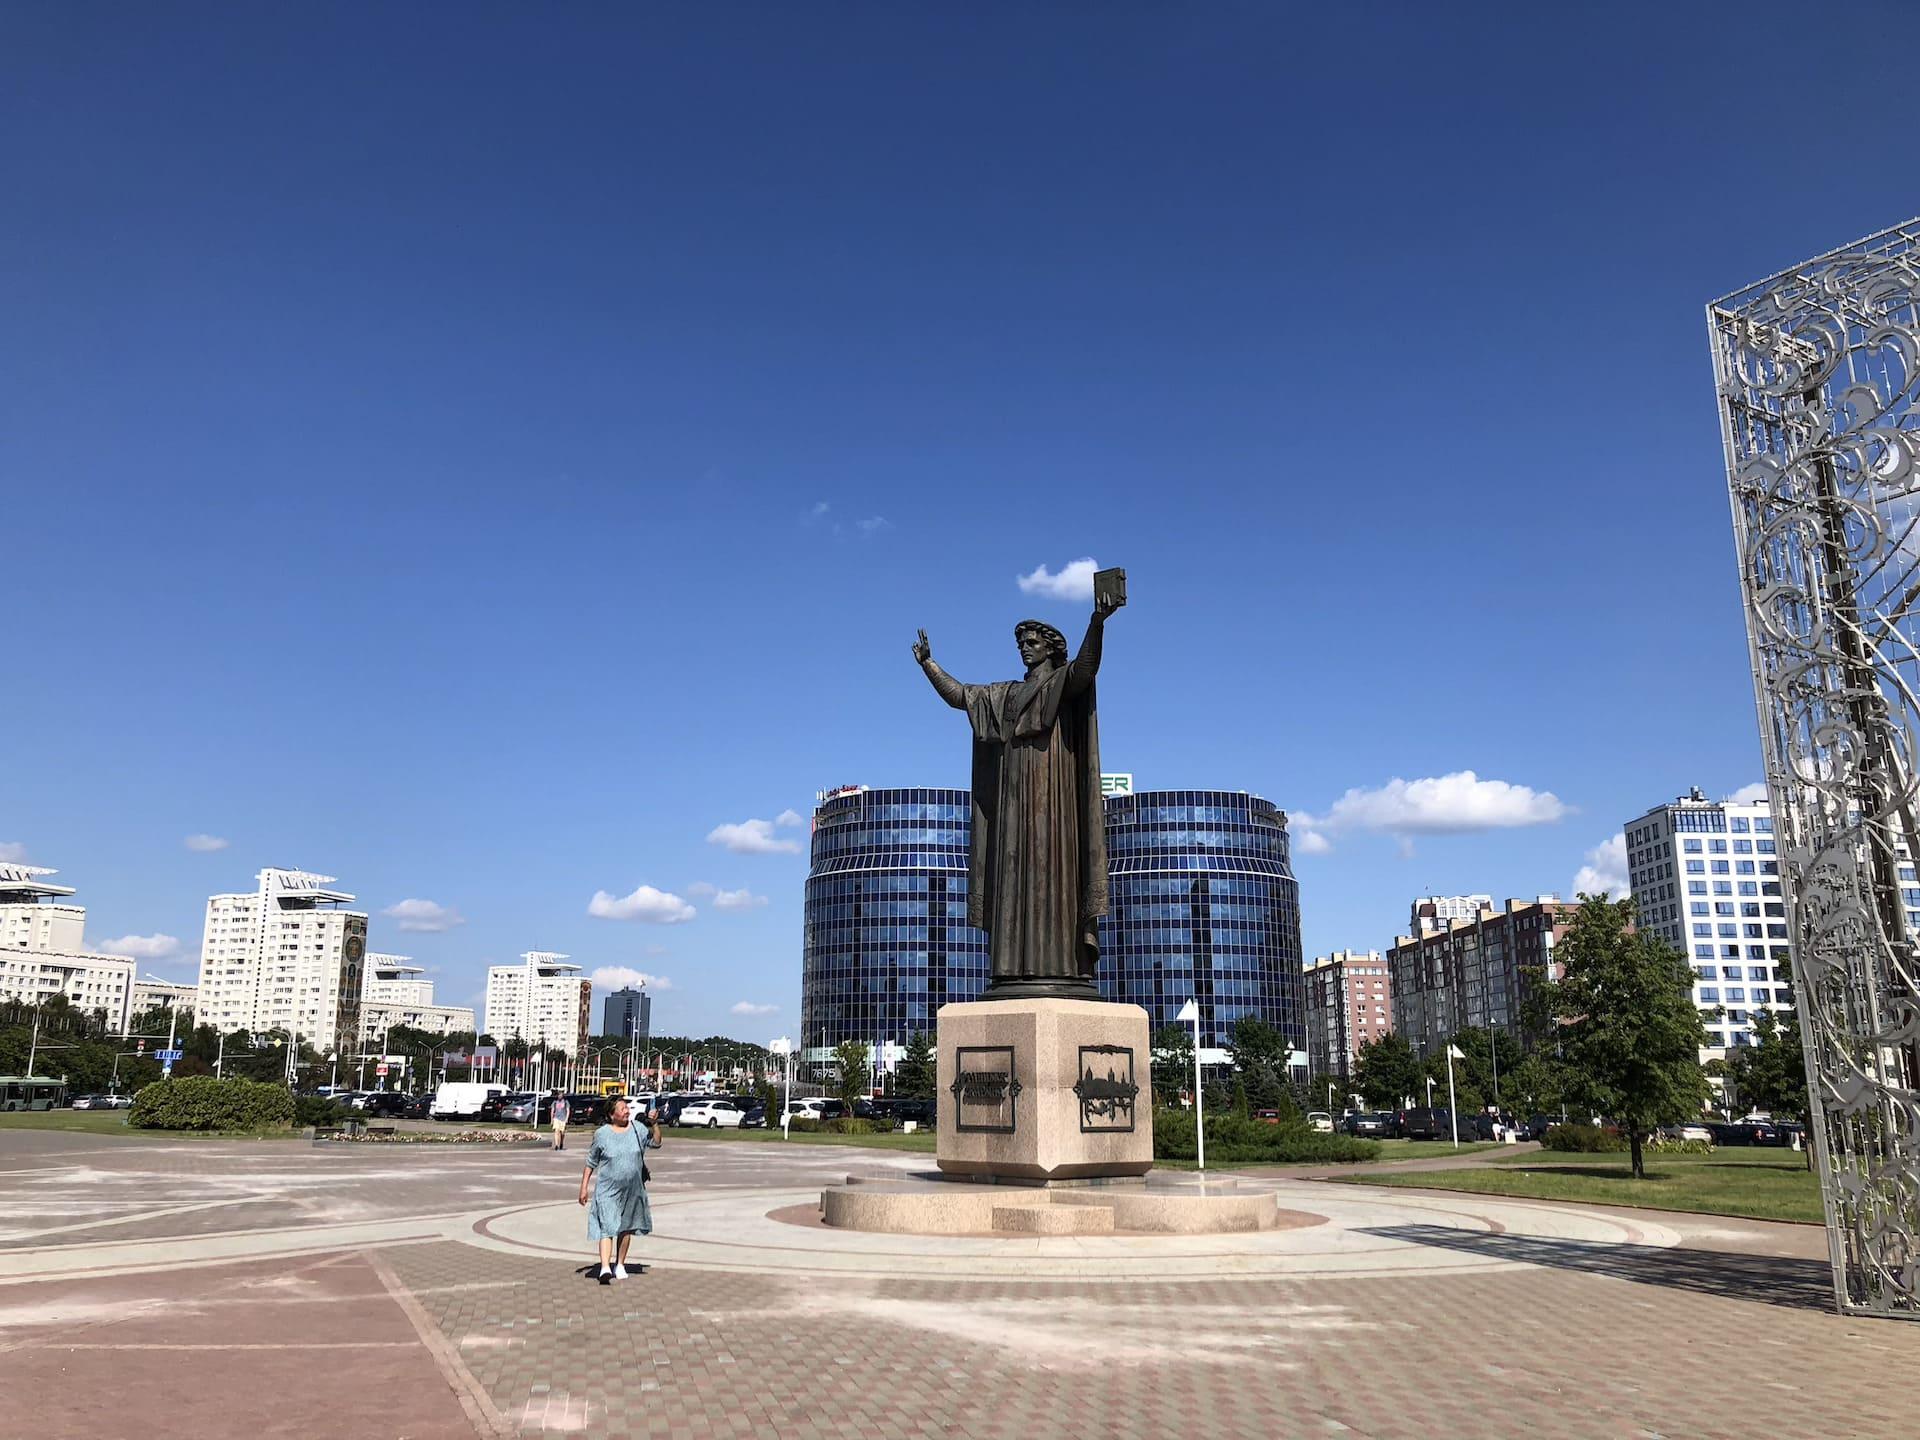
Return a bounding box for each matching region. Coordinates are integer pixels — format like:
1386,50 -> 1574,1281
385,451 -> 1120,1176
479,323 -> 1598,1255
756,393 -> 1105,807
0,1110 -> 305,1141
1373,1139 -> 1506,1163
1335,1146 -> 1822,1224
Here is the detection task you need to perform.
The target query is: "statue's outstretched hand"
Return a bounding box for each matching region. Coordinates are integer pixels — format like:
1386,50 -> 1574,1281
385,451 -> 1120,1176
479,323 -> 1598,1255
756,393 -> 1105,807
912,629 -> 931,664
1094,595 -> 1122,621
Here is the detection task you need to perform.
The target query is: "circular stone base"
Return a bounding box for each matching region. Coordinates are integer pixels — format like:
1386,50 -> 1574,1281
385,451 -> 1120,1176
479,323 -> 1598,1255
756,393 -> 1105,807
821,1180 -> 1307,1236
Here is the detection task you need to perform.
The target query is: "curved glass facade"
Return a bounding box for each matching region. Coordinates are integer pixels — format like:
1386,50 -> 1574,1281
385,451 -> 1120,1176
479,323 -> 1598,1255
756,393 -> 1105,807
802,785 -> 1304,1057
1099,789 -> 1303,1052
800,787 -> 987,1055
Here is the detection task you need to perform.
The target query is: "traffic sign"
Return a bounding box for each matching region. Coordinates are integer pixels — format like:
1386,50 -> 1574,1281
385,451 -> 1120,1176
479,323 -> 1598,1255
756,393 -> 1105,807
136,1040 -> 145,1053
375,1064 -> 389,1076
155,1049 -> 183,1062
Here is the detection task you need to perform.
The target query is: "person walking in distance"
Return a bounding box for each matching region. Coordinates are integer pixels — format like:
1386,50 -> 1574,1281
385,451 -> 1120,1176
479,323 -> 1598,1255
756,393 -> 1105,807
550,1091 -> 570,1150
578,1096 -> 661,1283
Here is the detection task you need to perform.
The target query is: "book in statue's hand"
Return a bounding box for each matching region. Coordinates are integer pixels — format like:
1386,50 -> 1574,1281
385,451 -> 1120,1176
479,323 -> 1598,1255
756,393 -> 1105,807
1094,567 -> 1128,610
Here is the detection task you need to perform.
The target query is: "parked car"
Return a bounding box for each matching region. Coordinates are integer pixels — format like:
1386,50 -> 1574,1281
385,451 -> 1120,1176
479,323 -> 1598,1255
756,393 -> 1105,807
678,1098 -> 749,1128
1657,1121 -> 1714,1143
739,1104 -> 768,1129
1401,1107 -> 1464,1141
784,1098 -> 846,1122
1344,1112 -> 1399,1138
359,1092 -> 417,1120
1734,1119 -> 1781,1146
69,1094 -> 102,1110
1305,1111 -> 1335,1133
1523,1115 -> 1556,1142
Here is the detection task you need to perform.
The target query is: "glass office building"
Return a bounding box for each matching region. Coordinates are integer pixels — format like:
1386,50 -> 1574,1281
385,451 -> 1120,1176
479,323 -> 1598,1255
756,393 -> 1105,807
801,784 -> 1303,1057
1099,789 -> 1303,1052
800,786 -> 987,1058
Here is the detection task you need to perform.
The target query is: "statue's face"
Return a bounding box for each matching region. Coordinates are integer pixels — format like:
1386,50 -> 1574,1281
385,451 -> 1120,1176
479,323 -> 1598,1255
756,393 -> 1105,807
1017,629 -> 1052,668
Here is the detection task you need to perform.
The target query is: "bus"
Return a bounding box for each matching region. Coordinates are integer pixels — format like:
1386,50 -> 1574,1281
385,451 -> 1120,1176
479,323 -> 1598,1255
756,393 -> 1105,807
599,1079 -> 625,1097
0,1076 -> 69,1112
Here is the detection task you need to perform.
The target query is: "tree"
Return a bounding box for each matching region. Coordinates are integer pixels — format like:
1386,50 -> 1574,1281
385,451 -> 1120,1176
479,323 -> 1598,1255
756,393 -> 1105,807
833,1040 -> 871,1111
1500,1051 -> 1566,1120
1224,1016 -> 1291,1109
1149,1024 -> 1194,1106
1726,1007 -> 1811,1166
1352,1033 -> 1423,1109
896,1033 -> 936,1100
1544,895 -> 1710,1179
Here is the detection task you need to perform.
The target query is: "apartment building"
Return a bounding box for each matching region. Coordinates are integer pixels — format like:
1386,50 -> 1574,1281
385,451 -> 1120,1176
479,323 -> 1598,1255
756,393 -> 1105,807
359,953 -> 474,1044
0,863 -> 136,1031
483,951 -> 590,1054
194,868 -> 368,1052
1622,787 -> 1797,1061
129,975 -> 198,1018
1388,896 -> 1575,1058
1303,949 -> 1392,1081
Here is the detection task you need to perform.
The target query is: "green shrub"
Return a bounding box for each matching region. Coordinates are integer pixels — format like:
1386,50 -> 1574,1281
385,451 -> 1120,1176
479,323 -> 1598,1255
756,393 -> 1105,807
1542,1122 -> 1627,1153
130,1076 -> 295,1132
780,1115 -> 885,1136
293,1096 -> 348,1128
787,1117 -> 822,1133
1152,1108 -> 1380,1165
1648,1136 -> 1714,1155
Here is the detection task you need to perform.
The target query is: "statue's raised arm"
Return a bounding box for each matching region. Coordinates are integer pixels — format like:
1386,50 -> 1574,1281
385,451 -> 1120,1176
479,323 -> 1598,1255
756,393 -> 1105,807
915,629 -> 968,709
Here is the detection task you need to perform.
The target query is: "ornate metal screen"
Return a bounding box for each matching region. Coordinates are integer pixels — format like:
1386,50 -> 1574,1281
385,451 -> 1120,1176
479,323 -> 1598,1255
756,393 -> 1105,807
1709,220 -> 1920,1319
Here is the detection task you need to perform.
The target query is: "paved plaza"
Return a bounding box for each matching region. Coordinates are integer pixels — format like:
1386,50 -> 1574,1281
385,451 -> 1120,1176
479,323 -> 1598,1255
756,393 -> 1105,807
1,1129 -> 1913,1439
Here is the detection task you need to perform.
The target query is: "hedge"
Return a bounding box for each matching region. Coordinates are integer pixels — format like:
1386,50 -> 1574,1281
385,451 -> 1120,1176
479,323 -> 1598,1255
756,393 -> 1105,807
787,1116 -> 887,1135
1153,1108 -> 1380,1165
1541,1122 -> 1628,1153
130,1076 -> 295,1132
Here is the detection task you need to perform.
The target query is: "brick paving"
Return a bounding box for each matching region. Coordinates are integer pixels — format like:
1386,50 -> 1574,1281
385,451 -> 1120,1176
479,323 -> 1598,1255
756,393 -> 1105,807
3,1125 -> 1918,1438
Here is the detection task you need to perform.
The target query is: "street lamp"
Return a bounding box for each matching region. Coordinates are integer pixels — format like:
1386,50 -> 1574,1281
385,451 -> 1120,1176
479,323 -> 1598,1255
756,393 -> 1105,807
770,1036 -> 794,1138
1176,998 -> 1204,1172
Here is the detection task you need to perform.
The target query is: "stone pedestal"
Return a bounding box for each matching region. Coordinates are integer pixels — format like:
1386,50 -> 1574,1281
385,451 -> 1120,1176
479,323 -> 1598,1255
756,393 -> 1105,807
936,997 -> 1153,1182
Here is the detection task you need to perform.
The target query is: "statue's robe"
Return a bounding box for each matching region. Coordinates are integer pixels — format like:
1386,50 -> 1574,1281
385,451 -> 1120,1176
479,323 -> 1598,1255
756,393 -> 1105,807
936,634 -> 1107,990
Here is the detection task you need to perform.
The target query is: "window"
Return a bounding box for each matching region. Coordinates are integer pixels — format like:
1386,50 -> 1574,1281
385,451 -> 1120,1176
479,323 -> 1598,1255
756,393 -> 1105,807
1684,839 -> 1703,854
1689,881 -> 1707,896
1711,861 -> 1731,874
1693,923 -> 1712,937
1691,902 -> 1709,916
1686,860 -> 1705,874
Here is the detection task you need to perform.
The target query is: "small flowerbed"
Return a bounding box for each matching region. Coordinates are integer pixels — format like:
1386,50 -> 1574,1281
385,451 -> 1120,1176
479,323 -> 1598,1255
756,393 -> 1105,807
312,1126 -> 543,1144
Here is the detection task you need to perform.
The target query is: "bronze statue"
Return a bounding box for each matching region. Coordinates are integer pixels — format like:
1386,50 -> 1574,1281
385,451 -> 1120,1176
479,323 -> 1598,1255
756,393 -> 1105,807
914,577 -> 1123,999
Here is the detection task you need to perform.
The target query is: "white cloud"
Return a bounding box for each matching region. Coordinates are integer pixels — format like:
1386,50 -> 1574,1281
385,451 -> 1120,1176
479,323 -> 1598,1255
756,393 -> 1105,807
730,1001 -> 778,1017
1294,827 -> 1332,856
383,898 -> 466,933
708,818 -> 802,855
775,809 -> 803,828
1725,782 -> 1769,804
587,884 -> 696,924
1296,770 -> 1569,839
98,933 -> 182,961
1573,832 -> 1630,899
712,887 -> 769,911
810,500 -> 831,517
686,882 -> 717,898
183,833 -> 230,853
589,965 -> 673,992
856,516 -> 891,536
1017,557 -> 1100,602
0,842 -> 26,863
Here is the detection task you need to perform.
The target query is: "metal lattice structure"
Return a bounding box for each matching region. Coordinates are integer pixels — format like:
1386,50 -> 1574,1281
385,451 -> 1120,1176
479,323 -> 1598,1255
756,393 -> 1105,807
1709,220 -> 1920,1319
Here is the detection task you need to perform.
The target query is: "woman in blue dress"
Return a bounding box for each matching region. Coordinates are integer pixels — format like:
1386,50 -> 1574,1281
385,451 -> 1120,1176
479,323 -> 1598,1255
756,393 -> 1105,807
577,1096 -> 662,1283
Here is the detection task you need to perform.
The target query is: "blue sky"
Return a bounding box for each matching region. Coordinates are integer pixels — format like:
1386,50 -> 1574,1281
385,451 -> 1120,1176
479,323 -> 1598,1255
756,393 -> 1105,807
4,3 -> 1911,1037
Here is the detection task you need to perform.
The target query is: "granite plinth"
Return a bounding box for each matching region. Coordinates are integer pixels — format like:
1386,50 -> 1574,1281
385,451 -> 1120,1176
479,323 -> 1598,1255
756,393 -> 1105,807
937,997 -> 1153,1181
819,1177 -> 1292,1235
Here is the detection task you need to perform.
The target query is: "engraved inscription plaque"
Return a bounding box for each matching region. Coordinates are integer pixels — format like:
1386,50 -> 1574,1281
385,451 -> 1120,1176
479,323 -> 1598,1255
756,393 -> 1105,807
1073,1043 -> 1138,1133
950,1045 -> 1020,1134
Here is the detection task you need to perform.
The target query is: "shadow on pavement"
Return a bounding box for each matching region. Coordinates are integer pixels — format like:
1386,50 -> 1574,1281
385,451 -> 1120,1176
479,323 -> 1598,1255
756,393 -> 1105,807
1358,1225 -> 1834,1313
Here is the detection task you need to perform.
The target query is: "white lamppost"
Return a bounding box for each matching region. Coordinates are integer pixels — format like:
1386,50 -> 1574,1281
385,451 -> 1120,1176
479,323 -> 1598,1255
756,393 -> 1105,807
1444,1043 -> 1464,1148
770,1037 -> 794,1138
1176,998 -> 1204,1172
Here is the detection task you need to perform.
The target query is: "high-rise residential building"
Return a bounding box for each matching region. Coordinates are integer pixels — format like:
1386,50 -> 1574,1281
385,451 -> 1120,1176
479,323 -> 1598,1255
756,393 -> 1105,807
800,783 -> 1306,1060
1387,896 -> 1574,1058
602,987 -> 651,1043
129,975 -> 197,1019
357,953 -> 474,1045
1304,949 -> 1392,1081
0,864 -> 86,953
483,951 -> 590,1054
1410,895 -> 1495,934
193,868 -> 368,1051
0,863 -> 137,1031
1622,787 -> 1801,1060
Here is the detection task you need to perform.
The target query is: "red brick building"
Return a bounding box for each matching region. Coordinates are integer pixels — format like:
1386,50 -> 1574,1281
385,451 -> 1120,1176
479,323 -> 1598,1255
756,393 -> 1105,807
1303,949 -> 1392,1082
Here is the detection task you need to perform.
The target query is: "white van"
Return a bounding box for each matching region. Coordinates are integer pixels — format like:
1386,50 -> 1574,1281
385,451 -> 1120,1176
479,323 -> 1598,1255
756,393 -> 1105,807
432,1082 -> 506,1120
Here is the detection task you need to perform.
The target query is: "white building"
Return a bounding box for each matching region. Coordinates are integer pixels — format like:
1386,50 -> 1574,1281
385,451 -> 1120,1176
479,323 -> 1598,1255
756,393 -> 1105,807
359,953 -> 474,1044
483,951 -> 589,1054
1623,787 -> 1796,1061
1410,895 -> 1495,934
129,975 -> 198,1018
194,868 -> 368,1052
0,864 -> 137,1031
